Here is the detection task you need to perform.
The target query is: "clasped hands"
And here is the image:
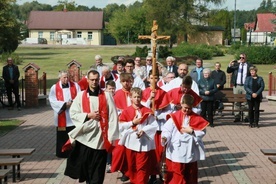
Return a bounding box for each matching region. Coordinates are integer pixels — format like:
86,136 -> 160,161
132,116 -> 144,138
87,110 -> 101,121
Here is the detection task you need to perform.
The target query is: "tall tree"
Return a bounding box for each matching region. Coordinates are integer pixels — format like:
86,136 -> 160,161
106,2 -> 147,44
0,0 -> 22,53
143,0 -> 224,43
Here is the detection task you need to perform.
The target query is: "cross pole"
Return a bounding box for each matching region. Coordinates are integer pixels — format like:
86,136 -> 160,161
138,20 -> 170,110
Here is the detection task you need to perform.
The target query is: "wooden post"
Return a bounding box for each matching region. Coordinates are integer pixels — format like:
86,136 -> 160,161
138,20 -> 170,110
269,72 -> 272,96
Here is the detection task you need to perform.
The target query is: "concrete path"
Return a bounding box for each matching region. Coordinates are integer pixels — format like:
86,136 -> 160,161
0,92 -> 275,184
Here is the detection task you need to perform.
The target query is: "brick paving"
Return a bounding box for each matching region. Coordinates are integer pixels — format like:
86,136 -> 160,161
0,92 -> 275,184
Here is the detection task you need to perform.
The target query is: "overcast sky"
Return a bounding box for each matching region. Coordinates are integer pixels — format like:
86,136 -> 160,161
16,0 -> 263,11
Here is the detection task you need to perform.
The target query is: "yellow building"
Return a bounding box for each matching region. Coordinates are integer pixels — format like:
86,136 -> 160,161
27,11 -> 104,45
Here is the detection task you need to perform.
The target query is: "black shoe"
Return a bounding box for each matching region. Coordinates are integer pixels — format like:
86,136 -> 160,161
234,118 -> 240,122
244,118 -> 249,122
120,174 -> 129,182
210,124 -> 214,127
148,177 -> 157,184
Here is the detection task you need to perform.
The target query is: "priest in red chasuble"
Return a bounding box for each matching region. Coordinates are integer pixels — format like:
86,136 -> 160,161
49,71 -> 81,158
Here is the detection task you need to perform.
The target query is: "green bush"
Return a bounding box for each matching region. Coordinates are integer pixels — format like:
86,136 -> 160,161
235,46 -> 276,64
158,45 -> 172,59
132,46 -> 149,57
172,43 -> 214,60
1,52 -> 23,65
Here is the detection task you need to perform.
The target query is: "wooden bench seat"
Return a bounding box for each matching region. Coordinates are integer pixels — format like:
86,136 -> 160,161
268,157 -> 276,164
0,158 -> 23,182
0,169 -> 11,184
0,148 -> 35,183
0,148 -> 35,157
260,149 -> 276,155
217,89 -> 264,120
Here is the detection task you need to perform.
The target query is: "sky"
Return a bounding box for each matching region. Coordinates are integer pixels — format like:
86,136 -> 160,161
16,0 -> 263,11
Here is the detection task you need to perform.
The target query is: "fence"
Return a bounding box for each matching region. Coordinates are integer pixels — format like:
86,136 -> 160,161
268,72 -> 276,96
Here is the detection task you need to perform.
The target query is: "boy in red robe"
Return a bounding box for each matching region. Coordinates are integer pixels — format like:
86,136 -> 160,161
112,73 -> 134,181
167,75 -> 202,114
141,69 -> 172,183
119,87 -> 158,184
161,94 -> 209,184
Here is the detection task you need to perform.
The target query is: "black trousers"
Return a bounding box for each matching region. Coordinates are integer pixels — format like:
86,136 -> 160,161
200,101 -> 214,125
247,99 -> 261,124
5,83 -> 21,107
65,141 -> 107,184
56,126 -> 75,158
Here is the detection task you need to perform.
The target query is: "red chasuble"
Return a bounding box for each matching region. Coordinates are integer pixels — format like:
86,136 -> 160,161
82,90 -> 112,152
167,110 -> 209,131
56,81 -> 77,131
78,77 -> 88,91
114,89 -> 130,111
142,86 -> 172,110
167,87 -> 202,107
119,105 -> 153,129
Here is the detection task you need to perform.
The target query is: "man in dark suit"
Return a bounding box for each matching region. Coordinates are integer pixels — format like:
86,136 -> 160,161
165,56 -> 178,78
2,58 -> 21,110
227,53 -> 252,122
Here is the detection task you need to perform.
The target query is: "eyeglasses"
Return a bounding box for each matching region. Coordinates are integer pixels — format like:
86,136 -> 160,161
240,57 -> 245,59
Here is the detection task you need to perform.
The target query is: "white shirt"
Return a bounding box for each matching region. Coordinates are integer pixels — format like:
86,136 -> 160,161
115,74 -> 145,91
161,77 -> 199,95
161,116 -> 206,163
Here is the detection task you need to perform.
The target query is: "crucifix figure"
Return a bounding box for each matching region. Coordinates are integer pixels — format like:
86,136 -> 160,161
138,20 -> 170,110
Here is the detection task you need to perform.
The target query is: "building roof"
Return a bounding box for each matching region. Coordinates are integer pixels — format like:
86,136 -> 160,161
254,13 -> 276,32
27,11 -> 103,30
244,22 -> 255,31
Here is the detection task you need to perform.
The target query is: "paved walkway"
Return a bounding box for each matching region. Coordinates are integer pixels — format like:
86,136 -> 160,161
0,92 -> 275,184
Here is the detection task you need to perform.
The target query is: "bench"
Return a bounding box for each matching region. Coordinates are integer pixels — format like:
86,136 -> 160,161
260,149 -> 276,155
0,158 -> 23,182
0,169 -> 11,184
217,89 -> 264,121
268,157 -> 276,164
0,148 -> 35,182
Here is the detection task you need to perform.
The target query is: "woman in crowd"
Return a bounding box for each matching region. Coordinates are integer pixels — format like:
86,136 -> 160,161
244,66 -> 265,128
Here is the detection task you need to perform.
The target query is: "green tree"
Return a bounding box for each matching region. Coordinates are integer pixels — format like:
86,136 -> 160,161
0,0 -> 22,53
17,1 -> 52,21
208,9 -> 231,41
143,0 -> 224,43
106,2 -> 147,44
103,3 -> 126,22
54,0 -> 77,11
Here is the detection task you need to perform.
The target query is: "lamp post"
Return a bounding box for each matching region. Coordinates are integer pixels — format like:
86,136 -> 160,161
233,0 -> 237,44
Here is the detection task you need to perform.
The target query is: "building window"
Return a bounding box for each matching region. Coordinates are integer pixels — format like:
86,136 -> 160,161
50,32 -> 55,40
38,31 -> 43,38
88,32 -> 93,40
77,32 -> 82,38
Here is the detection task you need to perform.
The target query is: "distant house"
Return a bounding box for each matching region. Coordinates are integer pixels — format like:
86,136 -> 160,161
178,26 -> 224,46
245,13 -> 276,45
26,10 -> 104,45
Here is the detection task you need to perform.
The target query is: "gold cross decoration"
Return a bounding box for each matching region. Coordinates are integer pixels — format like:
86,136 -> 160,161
138,20 -> 170,110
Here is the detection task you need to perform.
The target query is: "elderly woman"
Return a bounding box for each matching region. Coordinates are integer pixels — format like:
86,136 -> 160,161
244,66 -> 265,128
198,68 -> 218,127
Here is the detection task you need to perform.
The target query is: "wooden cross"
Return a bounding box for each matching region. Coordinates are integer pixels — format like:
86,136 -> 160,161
138,20 -> 170,110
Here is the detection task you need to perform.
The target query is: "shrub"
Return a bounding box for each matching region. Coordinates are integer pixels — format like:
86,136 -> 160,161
1,52 -> 23,65
158,45 -> 172,59
132,46 -> 149,57
172,43 -> 214,60
235,46 -> 276,64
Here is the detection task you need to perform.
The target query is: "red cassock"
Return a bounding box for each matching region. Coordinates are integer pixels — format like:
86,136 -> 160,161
142,86 -> 171,173
113,89 -> 130,111
167,87 -> 202,107
165,110 -> 209,184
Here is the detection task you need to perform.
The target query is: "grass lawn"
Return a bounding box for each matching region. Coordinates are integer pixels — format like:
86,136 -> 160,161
0,45 -> 274,90
0,119 -> 24,137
